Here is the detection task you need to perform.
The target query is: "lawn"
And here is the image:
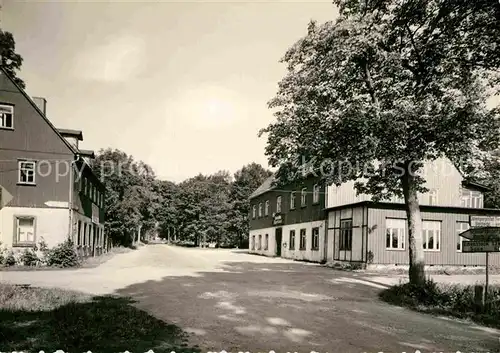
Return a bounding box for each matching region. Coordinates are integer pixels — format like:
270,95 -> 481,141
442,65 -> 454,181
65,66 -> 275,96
0,284 -> 200,353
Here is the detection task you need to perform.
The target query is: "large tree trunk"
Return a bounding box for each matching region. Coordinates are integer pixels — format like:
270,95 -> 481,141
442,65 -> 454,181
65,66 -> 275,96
401,162 -> 426,286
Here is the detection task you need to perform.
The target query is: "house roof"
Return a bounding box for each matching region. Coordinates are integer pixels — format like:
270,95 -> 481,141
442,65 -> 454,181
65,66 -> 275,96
58,128 -> 83,141
0,67 -> 78,156
249,175 -> 276,199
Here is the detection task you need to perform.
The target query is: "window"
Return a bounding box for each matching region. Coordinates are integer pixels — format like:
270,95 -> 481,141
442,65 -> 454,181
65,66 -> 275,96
276,196 -> 282,213
251,235 -> 255,250
258,234 -> 262,250
457,221 -> 470,252
265,200 -> 269,216
0,104 -> 13,129
301,188 -> 307,207
428,189 -> 438,205
264,234 -> 269,250
461,189 -> 483,208
340,219 -> 353,251
290,192 -> 296,209
18,160 -> 36,185
289,230 -> 296,250
422,220 -> 441,251
77,220 -> 82,246
252,205 -> 256,219
299,228 -> 306,250
83,223 -> 87,246
312,227 -> 320,250
386,218 -> 406,250
14,216 -> 35,245
313,184 -> 320,204
258,203 -> 263,217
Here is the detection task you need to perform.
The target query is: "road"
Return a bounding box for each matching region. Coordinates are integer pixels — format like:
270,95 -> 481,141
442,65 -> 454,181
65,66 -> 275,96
1,245 -> 499,352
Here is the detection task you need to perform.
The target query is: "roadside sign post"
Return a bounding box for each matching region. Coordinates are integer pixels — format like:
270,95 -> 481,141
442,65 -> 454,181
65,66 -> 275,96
461,216 -> 500,308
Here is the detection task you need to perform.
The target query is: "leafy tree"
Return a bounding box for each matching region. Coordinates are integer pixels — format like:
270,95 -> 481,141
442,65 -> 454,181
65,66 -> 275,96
229,163 -> 273,247
92,149 -> 159,246
0,29 -> 25,89
260,0 -> 500,285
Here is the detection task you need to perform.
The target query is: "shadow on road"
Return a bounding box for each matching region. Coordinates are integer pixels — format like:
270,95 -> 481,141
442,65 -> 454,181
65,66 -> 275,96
0,295 -> 200,353
115,261 -> 500,353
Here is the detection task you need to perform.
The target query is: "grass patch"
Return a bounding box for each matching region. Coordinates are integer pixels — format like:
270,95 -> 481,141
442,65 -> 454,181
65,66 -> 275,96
379,279 -> 500,328
0,284 -> 199,353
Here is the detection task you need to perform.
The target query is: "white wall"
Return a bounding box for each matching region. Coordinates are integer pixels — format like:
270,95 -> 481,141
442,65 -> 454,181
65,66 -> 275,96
325,158 -> 464,208
249,226 -> 276,257
281,220 -> 326,262
0,206 -> 69,248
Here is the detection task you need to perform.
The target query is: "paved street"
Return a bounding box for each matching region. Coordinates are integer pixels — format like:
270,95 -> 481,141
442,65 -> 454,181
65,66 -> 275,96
2,245 -> 500,352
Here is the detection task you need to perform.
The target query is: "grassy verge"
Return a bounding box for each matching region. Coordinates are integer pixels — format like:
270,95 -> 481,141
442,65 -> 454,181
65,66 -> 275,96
379,279 -> 500,328
0,284 -> 199,353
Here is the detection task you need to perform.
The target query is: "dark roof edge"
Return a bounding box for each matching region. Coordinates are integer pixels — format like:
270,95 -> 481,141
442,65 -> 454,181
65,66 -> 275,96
325,200 -> 500,213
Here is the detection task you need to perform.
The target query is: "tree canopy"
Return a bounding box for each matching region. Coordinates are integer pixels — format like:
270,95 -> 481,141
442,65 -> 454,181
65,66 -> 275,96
0,29 -> 25,89
261,0 -> 500,285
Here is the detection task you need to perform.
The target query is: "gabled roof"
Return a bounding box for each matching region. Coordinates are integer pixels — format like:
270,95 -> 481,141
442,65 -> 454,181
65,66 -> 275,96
249,175 -> 276,199
0,67 -> 78,155
58,128 -> 83,141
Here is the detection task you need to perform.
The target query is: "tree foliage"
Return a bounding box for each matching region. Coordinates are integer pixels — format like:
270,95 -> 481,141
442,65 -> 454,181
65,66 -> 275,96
92,148 -> 270,248
0,29 -> 25,89
260,0 -> 500,285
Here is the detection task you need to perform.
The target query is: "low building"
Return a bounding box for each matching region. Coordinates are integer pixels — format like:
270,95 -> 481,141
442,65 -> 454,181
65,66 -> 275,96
0,68 -> 107,257
249,158 -> 500,267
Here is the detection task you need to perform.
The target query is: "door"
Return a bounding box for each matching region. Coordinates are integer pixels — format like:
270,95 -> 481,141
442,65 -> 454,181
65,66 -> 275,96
275,228 -> 283,257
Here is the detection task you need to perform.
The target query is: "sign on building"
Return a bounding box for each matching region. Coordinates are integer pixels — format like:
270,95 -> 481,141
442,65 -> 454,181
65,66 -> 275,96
470,215 -> 500,228
459,227 -> 500,242
273,213 -> 283,226
462,241 -> 500,253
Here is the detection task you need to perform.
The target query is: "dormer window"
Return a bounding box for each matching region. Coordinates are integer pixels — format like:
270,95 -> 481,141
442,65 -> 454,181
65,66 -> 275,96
0,104 -> 14,129
461,188 -> 483,208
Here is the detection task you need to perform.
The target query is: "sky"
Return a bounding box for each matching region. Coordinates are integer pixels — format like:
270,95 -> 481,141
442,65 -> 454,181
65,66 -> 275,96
2,0 -> 338,182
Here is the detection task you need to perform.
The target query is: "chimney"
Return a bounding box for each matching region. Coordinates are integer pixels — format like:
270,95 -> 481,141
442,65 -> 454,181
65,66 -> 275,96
33,97 -> 47,115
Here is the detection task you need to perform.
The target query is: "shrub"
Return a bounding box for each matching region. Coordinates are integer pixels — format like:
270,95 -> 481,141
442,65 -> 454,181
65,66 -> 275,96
46,239 -> 80,268
4,251 -> 16,267
20,248 -> 39,266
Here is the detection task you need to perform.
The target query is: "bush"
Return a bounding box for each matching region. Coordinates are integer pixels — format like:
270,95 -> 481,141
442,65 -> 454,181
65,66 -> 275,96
380,279 -> 500,328
46,239 -> 80,268
4,251 -> 16,267
20,248 -> 39,266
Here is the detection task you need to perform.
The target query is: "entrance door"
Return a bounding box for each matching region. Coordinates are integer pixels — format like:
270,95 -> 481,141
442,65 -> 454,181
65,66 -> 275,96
275,228 -> 283,257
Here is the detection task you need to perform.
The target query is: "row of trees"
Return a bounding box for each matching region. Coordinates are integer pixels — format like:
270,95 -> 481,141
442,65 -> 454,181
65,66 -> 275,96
91,149 -> 272,248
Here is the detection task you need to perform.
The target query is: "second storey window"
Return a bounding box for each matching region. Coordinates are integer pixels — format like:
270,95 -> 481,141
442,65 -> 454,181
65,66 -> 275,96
428,189 -> 438,206
276,196 -> 282,213
258,203 -> 263,217
0,104 -> 14,129
313,184 -> 320,204
461,189 -> 483,208
252,205 -> 256,219
18,160 -> 36,185
301,187 -> 307,207
265,200 -> 269,216
290,192 -> 296,209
